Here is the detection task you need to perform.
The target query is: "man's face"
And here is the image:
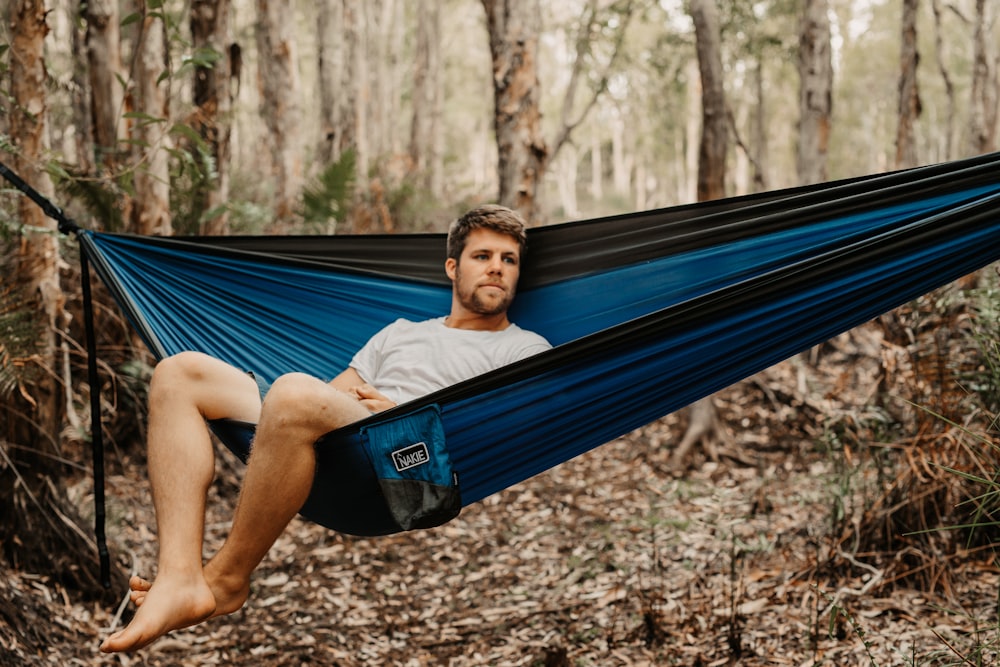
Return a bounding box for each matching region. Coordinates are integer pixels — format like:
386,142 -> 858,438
446,228 -> 522,316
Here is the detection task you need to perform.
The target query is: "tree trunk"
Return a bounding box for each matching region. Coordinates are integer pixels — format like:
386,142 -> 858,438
690,0 -> 727,200
409,0 -> 443,197
611,113 -> 629,196
71,0 -> 95,177
751,61 -> 769,192
317,0 -> 345,165
481,0 -> 548,224
343,0 -> 369,189
930,0 -> 956,161
796,0 -> 832,185
131,3 -> 172,235
372,0 -> 403,160
895,0 -> 922,169
968,0 -> 997,155
191,0 -> 233,234
684,58 -> 700,202
589,126 -> 603,201
674,0 -> 730,468
4,0 -> 115,599
257,0 -> 303,223
85,0 -> 125,171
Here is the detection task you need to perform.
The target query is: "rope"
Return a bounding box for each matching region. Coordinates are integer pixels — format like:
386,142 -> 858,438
81,250 -> 112,588
0,160 -> 79,234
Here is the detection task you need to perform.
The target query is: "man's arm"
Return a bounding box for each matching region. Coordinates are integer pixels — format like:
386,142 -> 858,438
328,367 -> 365,394
328,368 -> 397,413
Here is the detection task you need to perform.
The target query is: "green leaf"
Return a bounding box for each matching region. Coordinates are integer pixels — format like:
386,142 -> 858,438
121,12 -> 143,27
123,111 -> 165,123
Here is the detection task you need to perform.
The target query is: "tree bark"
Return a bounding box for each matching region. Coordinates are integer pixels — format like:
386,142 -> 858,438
895,0 -> 922,169
796,0 -> 832,185
317,0 -> 345,165
409,0 -> 443,197
191,0 -> 233,233
4,0 -> 116,599
372,0 -> 403,160
674,0 -> 730,467
481,0 -> 548,224
85,0 -> 125,171
257,0 -> 303,223
131,2 -> 172,235
751,61 -> 769,192
690,0 -> 727,200
968,0 -> 997,155
930,0 -> 956,161
343,0 -> 369,188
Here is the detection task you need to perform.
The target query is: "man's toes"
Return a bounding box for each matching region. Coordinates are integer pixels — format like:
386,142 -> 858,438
129,575 -> 153,592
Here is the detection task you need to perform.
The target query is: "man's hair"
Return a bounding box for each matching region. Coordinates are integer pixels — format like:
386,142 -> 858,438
446,204 -> 528,262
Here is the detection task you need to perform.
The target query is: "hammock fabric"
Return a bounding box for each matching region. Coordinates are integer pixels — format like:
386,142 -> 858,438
7,154 -> 1000,569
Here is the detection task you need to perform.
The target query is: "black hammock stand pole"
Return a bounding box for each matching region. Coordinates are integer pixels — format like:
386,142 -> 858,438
0,160 -> 111,588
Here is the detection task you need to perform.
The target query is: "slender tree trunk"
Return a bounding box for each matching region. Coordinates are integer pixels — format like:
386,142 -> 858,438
343,0 -> 369,188
481,0 -> 548,224
611,113 -> 629,196
930,0 -> 956,161
410,0 -> 443,197
690,0 -> 727,201
372,0 -> 403,160
684,58 -> 700,202
317,0 -> 345,165
257,0 -> 303,222
968,0 -> 997,155
895,0 -> 922,169
751,61 -> 769,192
673,0 -> 730,467
589,126 -> 603,201
131,3 -> 172,235
71,0 -> 95,177
85,0 -> 125,171
796,0 -> 832,185
4,0 -> 114,598
191,0 -> 233,233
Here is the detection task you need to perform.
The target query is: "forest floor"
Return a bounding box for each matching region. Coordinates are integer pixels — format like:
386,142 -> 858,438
4,329 -> 1000,666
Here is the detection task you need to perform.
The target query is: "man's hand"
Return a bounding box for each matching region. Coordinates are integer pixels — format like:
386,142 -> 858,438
347,383 -> 396,413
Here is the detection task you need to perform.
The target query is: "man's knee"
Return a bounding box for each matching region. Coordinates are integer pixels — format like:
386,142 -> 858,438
260,373 -> 319,416
151,351 -> 214,392
261,373 -> 363,431
150,351 -> 250,410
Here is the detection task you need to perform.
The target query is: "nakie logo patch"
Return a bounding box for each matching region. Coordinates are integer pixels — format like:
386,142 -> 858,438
391,441 -> 430,472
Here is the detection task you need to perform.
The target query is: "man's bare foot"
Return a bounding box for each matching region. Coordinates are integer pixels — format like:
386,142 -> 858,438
105,568 -> 251,652
100,574 -> 216,653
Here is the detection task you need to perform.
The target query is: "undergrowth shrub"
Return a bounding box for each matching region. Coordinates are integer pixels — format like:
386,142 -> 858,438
822,268 -> 1000,597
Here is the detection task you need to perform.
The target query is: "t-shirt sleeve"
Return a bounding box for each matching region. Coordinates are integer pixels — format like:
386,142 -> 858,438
349,321 -> 396,383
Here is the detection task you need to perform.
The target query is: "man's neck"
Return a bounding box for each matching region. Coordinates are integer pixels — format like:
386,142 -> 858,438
443,312 -> 511,331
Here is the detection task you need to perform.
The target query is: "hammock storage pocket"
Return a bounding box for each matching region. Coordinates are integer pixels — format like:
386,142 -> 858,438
360,405 -> 460,531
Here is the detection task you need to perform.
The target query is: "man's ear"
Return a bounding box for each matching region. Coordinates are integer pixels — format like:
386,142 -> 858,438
445,257 -> 457,281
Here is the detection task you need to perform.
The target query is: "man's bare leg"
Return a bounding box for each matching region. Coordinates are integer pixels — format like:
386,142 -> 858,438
101,370 -> 368,652
201,373 -> 371,614
100,352 -> 262,653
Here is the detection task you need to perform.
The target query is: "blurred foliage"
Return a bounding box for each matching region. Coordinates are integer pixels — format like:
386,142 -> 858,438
301,150 -> 356,233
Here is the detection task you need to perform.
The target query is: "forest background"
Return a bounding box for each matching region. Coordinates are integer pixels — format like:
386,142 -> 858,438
4,0 -> 1000,664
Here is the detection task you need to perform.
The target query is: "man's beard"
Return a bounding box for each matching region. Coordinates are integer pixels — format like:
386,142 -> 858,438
455,268 -> 515,316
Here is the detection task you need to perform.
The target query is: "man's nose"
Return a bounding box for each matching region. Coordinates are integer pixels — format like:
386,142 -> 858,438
488,257 -> 504,273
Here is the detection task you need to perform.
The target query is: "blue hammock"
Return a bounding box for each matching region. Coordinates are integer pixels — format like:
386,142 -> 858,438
6,154 -> 1000,573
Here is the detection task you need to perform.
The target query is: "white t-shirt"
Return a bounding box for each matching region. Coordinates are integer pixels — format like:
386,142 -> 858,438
350,317 -> 551,404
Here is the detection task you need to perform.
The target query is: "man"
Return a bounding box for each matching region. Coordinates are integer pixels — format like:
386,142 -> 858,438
100,205 -> 550,653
